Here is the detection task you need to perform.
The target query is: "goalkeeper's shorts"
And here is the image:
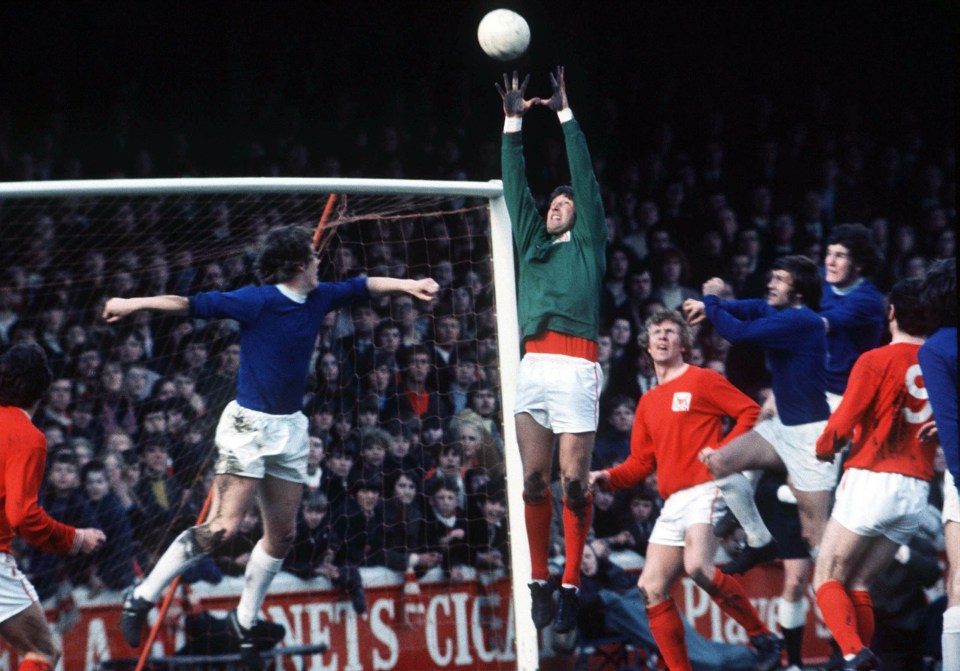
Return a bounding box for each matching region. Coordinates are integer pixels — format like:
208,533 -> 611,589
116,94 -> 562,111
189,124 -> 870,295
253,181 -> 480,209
514,353 -> 602,434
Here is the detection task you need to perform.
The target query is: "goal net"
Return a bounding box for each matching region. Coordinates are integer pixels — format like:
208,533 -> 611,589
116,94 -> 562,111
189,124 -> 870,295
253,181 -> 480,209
0,178 -> 540,671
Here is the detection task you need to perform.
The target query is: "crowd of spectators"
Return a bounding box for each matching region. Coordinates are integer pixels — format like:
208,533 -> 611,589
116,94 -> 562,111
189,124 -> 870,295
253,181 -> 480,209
0,9 -> 954,619
0,192 -> 513,610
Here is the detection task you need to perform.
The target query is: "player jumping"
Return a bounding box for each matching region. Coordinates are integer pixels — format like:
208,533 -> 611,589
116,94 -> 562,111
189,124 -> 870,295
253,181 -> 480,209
104,225 -> 438,669
497,67 -> 606,633
685,256 -> 836,574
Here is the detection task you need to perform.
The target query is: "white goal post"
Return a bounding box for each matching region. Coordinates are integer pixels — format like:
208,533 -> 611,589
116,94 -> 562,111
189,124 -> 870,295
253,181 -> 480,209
0,177 -> 539,671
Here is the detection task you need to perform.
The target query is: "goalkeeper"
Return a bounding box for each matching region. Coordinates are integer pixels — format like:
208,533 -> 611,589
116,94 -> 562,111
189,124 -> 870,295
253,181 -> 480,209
103,225 -> 438,669
497,66 -> 606,634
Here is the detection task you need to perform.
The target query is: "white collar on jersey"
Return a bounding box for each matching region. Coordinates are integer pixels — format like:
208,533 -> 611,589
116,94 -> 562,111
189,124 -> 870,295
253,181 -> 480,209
829,277 -> 864,297
276,283 -> 308,304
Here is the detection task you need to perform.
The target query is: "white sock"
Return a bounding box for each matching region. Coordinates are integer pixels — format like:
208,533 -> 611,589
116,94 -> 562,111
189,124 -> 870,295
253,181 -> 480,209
235,541 -> 285,629
943,605 -> 960,671
777,597 -> 807,629
135,529 -> 205,602
716,473 -> 773,547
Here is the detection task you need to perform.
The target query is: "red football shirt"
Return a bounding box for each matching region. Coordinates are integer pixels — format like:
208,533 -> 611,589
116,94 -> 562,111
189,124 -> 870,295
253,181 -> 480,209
0,406 -> 77,555
606,366 -> 760,499
817,342 -> 935,480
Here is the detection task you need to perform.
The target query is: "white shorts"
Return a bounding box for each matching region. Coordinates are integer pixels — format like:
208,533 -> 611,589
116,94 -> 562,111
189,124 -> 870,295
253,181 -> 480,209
649,481 -> 726,548
826,391 -> 843,413
214,401 -> 309,483
832,468 -> 930,545
753,416 -> 838,492
944,470 -> 960,525
514,353 -> 602,434
0,553 -> 39,625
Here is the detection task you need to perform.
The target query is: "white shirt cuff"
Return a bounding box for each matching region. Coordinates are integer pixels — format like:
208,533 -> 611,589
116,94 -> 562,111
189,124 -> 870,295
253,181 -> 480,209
503,117 -> 523,133
557,108 -> 574,123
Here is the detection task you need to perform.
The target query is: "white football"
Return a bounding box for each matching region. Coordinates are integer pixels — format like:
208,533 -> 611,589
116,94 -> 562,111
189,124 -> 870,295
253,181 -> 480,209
477,9 -> 530,61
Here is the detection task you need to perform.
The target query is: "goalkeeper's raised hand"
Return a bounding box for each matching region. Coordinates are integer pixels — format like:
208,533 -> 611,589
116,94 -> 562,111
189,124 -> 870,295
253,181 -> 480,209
496,71 -> 539,118
541,66 -> 568,112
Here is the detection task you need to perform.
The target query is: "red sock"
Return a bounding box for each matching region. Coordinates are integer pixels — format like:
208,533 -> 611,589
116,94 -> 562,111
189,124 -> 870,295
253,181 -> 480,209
849,590 -> 874,647
523,489 -> 552,581
815,580 -> 862,656
708,567 -> 768,637
646,598 -> 692,671
561,492 -> 593,587
19,660 -> 52,671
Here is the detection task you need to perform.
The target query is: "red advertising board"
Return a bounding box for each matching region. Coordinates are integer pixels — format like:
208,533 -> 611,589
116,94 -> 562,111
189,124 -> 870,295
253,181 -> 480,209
2,565 -> 837,670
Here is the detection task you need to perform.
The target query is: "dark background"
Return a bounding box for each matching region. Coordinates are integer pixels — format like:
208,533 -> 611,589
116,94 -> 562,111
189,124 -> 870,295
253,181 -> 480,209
1,1 -> 954,180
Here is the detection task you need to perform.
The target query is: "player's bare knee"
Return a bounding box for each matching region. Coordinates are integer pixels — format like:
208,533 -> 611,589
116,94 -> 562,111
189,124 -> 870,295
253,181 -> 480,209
637,580 -> 667,605
707,452 -> 735,478
190,524 -> 230,554
685,563 -> 714,588
523,472 -> 548,502
783,579 -> 806,601
28,642 -> 60,666
812,560 -> 842,589
562,478 -> 589,510
811,572 -> 829,591
635,584 -> 650,606
272,527 -> 297,550
706,462 -> 727,478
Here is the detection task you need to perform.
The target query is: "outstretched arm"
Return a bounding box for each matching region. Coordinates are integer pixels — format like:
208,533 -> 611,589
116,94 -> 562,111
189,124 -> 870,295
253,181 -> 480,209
367,277 -> 439,301
541,67 -> 606,248
498,71 -> 545,253
102,295 -> 190,322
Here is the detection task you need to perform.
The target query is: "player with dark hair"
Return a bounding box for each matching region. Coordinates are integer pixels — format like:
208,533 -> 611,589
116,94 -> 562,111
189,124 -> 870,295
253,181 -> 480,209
820,223 -> 886,404
0,344 -> 106,671
589,310 -> 783,671
746,223 -> 886,663
497,66 -> 606,633
103,224 -> 438,668
917,258 -> 958,670
919,258 -> 957,492
811,279 -> 934,671
684,255 -> 835,575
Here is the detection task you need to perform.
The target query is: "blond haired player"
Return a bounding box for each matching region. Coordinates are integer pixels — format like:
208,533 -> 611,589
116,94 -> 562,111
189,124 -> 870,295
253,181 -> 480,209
590,311 -> 783,671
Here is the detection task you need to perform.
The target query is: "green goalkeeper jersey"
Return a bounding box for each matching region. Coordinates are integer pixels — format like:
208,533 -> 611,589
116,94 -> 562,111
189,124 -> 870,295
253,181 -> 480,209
502,118 -> 606,347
